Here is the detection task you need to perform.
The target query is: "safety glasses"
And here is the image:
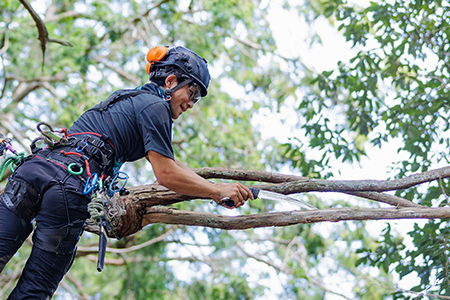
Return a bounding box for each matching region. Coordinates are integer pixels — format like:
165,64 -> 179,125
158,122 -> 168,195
188,81 -> 202,104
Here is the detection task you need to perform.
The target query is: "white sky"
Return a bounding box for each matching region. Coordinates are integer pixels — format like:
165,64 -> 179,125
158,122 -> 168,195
259,1 -> 426,298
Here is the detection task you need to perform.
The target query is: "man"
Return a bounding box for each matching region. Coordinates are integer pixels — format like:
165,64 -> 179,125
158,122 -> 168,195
0,45 -> 253,299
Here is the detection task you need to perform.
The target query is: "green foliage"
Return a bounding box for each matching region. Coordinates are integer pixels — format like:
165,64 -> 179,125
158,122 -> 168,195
1,0 -> 449,299
303,0 -> 450,296
297,0 -> 450,177
185,273 -> 256,300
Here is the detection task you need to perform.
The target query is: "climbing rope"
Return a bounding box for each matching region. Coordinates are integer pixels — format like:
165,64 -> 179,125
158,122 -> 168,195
0,152 -> 26,180
0,131 -> 26,181
85,170 -> 128,236
87,189 -> 107,225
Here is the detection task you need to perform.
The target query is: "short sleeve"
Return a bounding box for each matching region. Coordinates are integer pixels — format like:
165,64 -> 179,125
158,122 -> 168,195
138,101 -> 175,160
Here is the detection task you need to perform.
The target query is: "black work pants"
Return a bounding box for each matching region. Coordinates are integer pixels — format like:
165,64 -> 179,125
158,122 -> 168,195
0,156 -> 90,299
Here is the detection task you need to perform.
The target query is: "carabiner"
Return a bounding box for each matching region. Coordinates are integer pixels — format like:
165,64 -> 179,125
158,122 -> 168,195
76,142 -> 88,153
108,171 -> 129,195
37,122 -> 63,144
37,122 -> 54,134
83,173 -> 99,194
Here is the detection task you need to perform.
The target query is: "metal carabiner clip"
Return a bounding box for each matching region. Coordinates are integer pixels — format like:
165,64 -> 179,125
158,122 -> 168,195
36,122 -> 63,149
83,173 -> 99,194
76,141 -> 88,153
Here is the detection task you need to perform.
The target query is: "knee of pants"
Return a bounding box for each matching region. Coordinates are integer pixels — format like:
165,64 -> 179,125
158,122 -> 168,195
32,220 -> 85,255
7,246 -> 76,300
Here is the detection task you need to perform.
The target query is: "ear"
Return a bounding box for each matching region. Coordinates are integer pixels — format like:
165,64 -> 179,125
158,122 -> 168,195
165,74 -> 178,89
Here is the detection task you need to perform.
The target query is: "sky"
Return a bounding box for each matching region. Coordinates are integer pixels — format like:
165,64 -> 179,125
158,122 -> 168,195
258,0 -> 425,298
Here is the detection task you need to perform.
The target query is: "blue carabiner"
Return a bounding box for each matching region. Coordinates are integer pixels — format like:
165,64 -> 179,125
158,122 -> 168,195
108,171 -> 129,195
76,141 -> 88,153
83,173 -> 99,194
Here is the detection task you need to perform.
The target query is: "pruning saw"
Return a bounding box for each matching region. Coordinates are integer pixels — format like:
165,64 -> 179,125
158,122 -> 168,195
221,187 -> 317,210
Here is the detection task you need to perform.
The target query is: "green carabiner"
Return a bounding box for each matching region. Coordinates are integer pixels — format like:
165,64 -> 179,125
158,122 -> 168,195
68,163 -> 83,175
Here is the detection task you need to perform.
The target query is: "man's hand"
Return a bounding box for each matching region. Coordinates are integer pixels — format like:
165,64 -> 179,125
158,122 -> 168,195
213,182 -> 254,209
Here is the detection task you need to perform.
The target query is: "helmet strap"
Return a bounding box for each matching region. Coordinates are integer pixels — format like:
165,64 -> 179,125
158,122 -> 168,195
160,78 -> 192,100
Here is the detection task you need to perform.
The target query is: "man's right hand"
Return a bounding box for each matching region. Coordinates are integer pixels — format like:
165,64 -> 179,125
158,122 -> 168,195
214,182 -> 254,209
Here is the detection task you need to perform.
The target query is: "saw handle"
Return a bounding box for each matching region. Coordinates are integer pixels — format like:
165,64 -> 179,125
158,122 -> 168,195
222,188 -> 259,208
97,220 -> 108,272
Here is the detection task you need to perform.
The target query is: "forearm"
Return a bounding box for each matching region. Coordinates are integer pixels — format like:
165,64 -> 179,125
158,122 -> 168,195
163,166 -> 221,199
175,159 -> 199,177
148,152 -> 220,200
147,151 -> 253,207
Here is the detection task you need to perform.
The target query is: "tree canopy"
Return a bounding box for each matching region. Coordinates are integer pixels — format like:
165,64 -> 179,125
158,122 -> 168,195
1,0 -> 449,299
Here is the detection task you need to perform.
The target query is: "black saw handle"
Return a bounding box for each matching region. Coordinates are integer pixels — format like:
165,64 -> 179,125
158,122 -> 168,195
97,220 -> 108,272
222,188 -> 259,208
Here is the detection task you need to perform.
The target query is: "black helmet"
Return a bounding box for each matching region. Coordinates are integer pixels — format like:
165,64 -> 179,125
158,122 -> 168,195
147,46 -> 210,97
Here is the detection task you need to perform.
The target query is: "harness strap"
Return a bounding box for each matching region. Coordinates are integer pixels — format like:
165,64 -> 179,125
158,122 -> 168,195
87,90 -> 153,162
94,89 -> 152,112
35,134 -> 115,183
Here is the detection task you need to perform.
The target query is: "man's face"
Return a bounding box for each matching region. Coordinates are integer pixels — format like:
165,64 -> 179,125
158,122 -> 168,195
169,83 -> 195,120
164,75 -> 202,120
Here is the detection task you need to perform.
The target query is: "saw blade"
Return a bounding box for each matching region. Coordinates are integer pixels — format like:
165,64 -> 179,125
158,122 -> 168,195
258,190 -> 317,210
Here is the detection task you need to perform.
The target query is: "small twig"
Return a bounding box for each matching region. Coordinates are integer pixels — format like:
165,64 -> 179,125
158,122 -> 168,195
439,177 -> 450,196
76,228 -> 173,255
19,0 -> 72,70
0,34 -> 9,56
130,0 -> 171,25
60,273 -> 90,300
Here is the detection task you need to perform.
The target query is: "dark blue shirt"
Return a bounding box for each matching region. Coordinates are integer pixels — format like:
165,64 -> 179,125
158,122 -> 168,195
68,83 -> 174,163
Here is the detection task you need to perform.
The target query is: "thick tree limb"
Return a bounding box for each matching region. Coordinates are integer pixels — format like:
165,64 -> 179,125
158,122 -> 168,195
3,166 -> 448,237
195,166 -> 450,193
195,167 -> 444,207
95,166 -> 449,237
141,206 -> 450,230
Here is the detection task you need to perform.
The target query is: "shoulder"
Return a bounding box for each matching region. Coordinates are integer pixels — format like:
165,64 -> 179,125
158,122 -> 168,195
132,94 -> 170,112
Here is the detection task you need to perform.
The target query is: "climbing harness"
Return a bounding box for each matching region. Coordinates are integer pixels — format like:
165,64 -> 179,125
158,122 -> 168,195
29,121 -> 130,271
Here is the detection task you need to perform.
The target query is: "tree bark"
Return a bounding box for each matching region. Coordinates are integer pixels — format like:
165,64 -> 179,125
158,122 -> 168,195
141,206 -> 450,230
81,166 -> 450,238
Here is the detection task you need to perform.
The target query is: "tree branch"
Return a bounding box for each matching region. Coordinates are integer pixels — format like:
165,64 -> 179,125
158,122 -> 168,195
4,166 -> 449,237
9,73 -> 66,104
76,228 -> 173,256
141,206 -> 450,230
0,34 -> 9,57
94,56 -> 141,86
195,166 -> 450,193
130,0 -> 172,25
19,0 -> 72,70
60,273 -> 90,300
